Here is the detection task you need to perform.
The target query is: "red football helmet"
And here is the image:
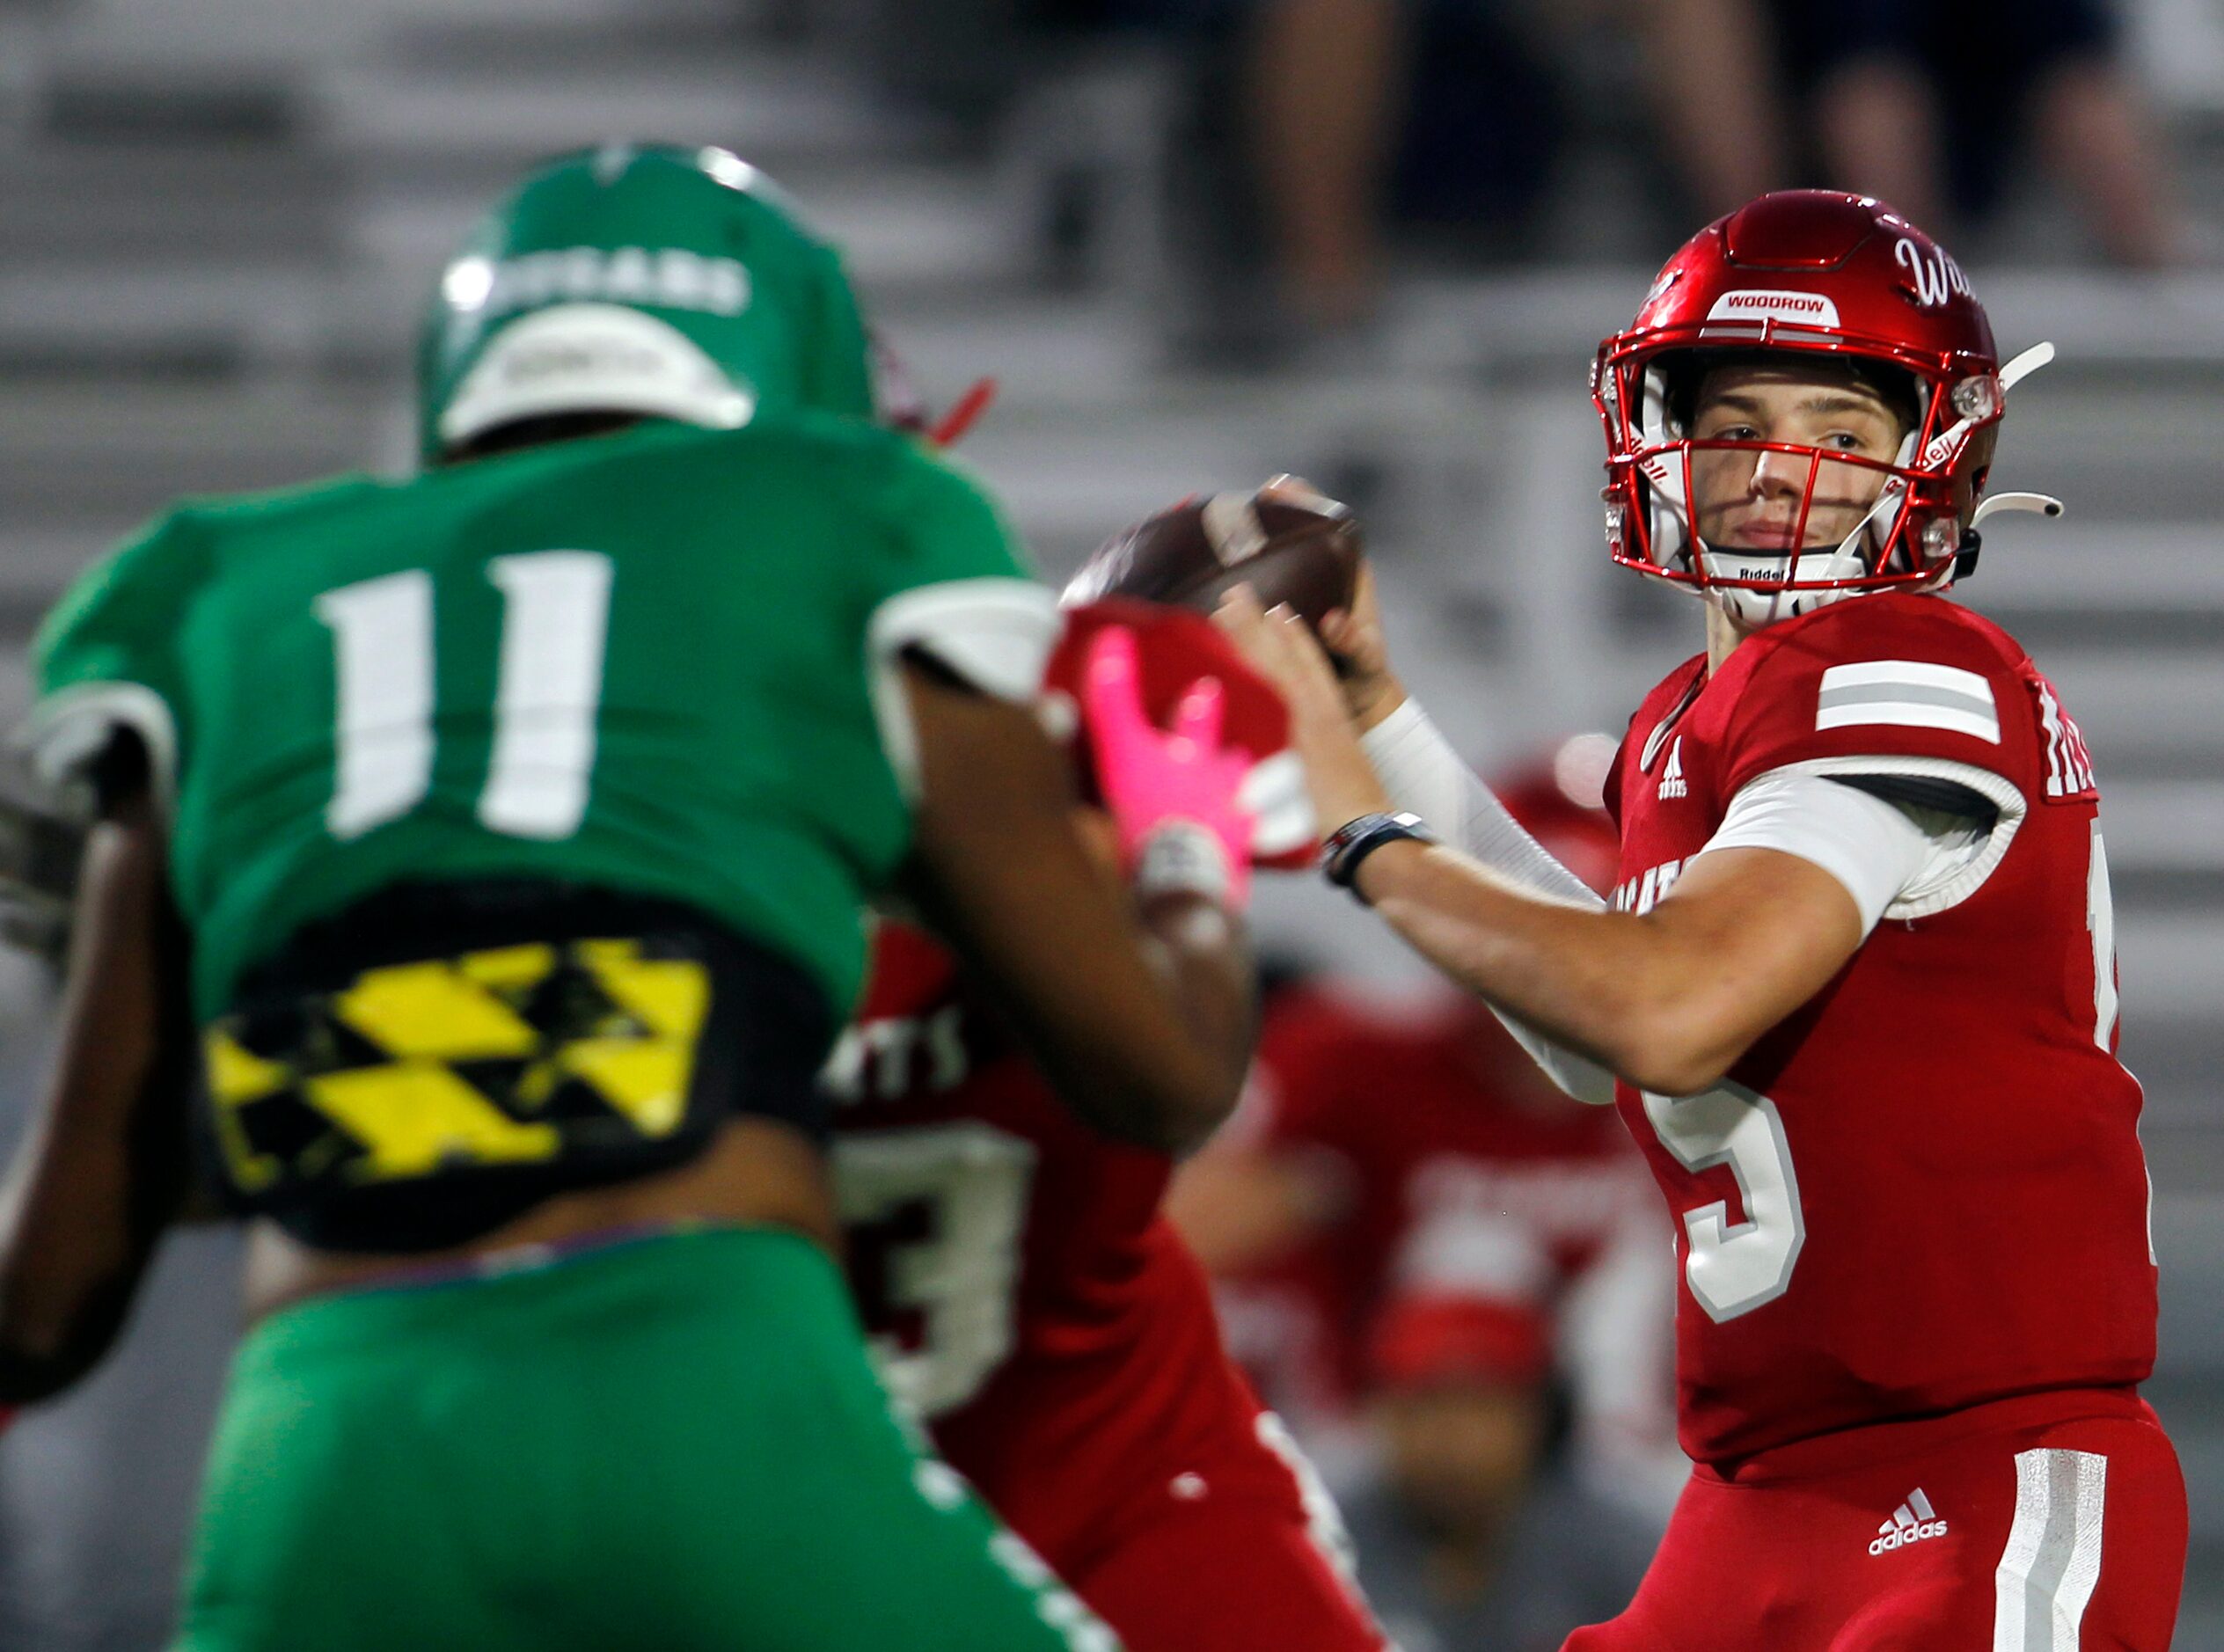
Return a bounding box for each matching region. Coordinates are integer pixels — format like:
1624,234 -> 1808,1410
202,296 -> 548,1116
1594,190 -> 2058,625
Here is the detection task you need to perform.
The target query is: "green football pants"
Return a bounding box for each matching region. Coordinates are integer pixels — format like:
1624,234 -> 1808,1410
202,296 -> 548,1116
174,1225 -> 1116,1651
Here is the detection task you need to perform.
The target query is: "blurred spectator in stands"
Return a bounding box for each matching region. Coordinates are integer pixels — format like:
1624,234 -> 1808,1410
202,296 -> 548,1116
1336,1290 -> 1659,1652
1100,0 -> 1787,338
1169,739 -> 1686,1519
1765,0 -> 2182,266
1619,0 -> 1792,229
1248,0 -> 1790,328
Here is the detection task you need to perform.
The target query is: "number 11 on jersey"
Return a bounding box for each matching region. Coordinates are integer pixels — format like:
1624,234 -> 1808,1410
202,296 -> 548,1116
316,551 -> 613,843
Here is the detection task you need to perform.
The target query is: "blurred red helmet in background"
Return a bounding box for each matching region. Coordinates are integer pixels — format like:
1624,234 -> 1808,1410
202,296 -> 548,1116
1496,733 -> 1620,897
1367,1290 -> 1554,1392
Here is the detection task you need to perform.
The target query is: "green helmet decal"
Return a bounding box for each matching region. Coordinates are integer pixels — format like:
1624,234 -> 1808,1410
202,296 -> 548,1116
417,144 -> 876,461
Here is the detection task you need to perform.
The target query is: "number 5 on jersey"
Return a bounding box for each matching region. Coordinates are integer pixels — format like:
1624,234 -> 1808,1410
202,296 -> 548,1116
1647,826 -> 2125,1321
1644,1080 -> 1806,1323
316,551 -> 612,842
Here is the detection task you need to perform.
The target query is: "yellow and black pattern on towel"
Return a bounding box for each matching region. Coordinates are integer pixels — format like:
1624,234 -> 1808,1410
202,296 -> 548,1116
202,939 -> 710,1198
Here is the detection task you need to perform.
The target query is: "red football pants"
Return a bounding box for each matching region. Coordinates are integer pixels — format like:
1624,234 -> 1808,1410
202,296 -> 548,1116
1064,1415 -> 1388,1652
1563,1389 -> 2184,1652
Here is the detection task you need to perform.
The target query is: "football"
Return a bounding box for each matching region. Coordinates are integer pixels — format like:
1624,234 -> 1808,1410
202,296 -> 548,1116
1060,483 -> 1364,634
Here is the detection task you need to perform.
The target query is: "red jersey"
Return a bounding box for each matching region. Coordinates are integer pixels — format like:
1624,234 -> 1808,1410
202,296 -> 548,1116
1233,984 -> 1657,1412
826,923 -> 1290,1573
1605,592 -> 2156,1466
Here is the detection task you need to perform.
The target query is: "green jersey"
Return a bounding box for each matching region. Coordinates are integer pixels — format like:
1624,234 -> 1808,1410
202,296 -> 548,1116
32,417 -> 1056,1026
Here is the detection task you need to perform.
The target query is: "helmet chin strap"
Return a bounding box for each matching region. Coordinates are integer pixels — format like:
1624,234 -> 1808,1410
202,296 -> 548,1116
1942,490 -> 2066,585
1933,343 -> 2060,586
1638,364 -> 1690,570
2000,340 -> 2054,391
1971,491 -> 2065,527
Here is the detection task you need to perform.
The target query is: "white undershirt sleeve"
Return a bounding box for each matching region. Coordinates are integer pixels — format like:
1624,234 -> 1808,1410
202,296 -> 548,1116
1361,698 -> 1606,912
1701,762 -> 2012,935
1356,702 -> 2014,1098
1360,698 -> 1617,1106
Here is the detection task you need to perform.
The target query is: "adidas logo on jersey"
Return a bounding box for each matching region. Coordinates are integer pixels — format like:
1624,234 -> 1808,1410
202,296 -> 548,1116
1869,1488 -> 1949,1554
1656,737 -> 1687,800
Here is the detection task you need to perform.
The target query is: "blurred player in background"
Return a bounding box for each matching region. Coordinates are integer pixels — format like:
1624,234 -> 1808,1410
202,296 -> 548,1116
1339,1289 -> 1662,1652
828,587 -> 1391,1652
1170,743 -> 1680,1521
0,144 -> 1283,1650
1224,190 -> 2184,1647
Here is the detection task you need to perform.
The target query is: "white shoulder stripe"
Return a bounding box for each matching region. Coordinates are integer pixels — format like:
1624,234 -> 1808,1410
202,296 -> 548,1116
1994,1447 -> 2107,1652
1817,660 -> 2000,743
866,576 -> 1060,800
1818,700 -> 2001,742
1820,659 -> 1999,697
24,680 -> 180,803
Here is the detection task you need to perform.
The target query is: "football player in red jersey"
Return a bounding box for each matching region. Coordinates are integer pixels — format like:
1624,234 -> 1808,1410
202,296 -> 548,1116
1170,752 -> 1680,1517
827,600 -> 1393,1652
1220,190 -> 2184,1648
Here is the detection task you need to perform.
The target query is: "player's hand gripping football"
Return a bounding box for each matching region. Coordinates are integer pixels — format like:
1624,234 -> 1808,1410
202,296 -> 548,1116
1083,626 -> 1261,910
1233,473 -> 1404,729
1316,561 -> 1407,733
1215,586 -> 1394,837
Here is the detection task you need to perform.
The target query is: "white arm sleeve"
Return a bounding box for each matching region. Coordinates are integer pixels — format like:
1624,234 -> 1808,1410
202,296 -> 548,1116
1701,760 -> 2017,935
1360,698 -> 1617,1106
1362,699 -> 1606,910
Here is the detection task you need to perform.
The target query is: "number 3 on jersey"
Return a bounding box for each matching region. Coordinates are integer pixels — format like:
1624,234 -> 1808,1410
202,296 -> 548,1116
316,551 -> 612,842
836,1123 -> 1036,1418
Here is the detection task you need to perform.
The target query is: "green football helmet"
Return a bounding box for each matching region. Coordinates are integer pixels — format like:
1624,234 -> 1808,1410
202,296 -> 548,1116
416,143 -> 877,462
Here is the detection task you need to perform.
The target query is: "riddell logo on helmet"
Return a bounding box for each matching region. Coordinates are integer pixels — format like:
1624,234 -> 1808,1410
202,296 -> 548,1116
1705,289 -> 1841,328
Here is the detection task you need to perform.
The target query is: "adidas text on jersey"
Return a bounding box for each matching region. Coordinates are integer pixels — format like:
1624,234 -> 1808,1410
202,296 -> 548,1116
1868,1488 -> 1949,1554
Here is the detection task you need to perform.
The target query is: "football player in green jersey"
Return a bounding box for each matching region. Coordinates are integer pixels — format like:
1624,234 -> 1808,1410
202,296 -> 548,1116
0,145 -> 1268,1651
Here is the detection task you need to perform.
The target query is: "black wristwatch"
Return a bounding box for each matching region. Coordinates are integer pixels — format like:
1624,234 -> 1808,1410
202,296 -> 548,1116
1321,811 -> 1438,903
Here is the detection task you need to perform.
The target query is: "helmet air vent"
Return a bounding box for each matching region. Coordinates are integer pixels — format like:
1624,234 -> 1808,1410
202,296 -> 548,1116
1720,190 -> 1877,271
